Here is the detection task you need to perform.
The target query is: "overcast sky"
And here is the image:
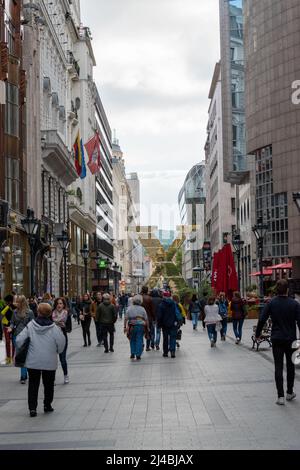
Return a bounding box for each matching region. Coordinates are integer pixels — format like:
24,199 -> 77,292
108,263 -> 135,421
81,0 -> 220,230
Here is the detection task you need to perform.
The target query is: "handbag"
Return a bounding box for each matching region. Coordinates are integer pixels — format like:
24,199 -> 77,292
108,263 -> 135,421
15,335 -> 30,367
215,322 -> 222,332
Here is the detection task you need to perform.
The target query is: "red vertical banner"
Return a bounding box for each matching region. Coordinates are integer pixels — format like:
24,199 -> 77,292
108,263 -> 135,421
225,243 -> 238,298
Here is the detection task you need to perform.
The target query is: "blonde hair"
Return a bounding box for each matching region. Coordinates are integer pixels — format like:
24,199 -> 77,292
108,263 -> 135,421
16,295 -> 29,317
38,303 -> 52,318
43,293 -> 52,301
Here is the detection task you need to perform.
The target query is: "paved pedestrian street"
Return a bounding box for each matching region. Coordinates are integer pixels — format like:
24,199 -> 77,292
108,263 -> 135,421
0,320 -> 300,451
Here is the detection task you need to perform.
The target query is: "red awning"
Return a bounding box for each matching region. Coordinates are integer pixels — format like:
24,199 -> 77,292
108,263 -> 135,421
270,262 -> 292,270
251,270 -> 273,277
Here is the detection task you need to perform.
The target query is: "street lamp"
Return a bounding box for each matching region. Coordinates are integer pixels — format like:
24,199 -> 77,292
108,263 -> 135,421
252,218 -> 269,317
57,230 -> 71,296
113,262 -> 120,295
80,244 -> 90,294
21,209 -> 40,295
106,258 -> 112,293
232,233 -> 245,292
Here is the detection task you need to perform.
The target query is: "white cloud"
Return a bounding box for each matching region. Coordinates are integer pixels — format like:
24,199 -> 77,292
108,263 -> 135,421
81,0 -> 220,227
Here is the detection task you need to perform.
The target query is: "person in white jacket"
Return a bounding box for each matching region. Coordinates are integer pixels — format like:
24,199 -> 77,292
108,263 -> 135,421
204,296 -> 223,348
16,303 -> 66,418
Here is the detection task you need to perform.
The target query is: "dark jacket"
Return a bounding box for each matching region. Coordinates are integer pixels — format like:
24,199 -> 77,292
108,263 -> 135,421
142,294 -> 155,322
157,299 -> 178,329
80,301 -> 92,320
230,298 -> 246,320
256,296 -> 300,342
10,309 -> 34,338
96,301 -> 118,324
151,296 -> 163,320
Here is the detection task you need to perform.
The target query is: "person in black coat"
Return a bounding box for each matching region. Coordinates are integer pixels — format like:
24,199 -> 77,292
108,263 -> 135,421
157,292 -> 179,358
256,279 -> 300,405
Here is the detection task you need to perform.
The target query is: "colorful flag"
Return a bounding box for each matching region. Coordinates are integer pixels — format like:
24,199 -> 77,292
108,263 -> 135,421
73,132 -> 87,179
85,132 -> 101,175
73,132 -> 82,177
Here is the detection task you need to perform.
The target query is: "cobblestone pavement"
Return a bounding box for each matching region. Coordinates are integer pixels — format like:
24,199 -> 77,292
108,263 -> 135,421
0,319 -> 299,450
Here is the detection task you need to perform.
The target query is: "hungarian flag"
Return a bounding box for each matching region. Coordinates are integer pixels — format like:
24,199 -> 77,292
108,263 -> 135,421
85,132 -> 101,175
73,132 -> 86,179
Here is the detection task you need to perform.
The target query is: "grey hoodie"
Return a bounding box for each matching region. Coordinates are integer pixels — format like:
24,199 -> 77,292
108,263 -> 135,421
16,318 -> 66,371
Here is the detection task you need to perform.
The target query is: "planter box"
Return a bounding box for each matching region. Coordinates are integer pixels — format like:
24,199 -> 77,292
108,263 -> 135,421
247,308 -> 259,320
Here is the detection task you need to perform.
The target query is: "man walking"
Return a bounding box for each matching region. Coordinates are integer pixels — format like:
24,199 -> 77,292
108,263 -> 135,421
157,292 -> 179,358
96,294 -> 118,353
141,286 -> 155,351
256,280 -> 300,405
92,292 -> 103,346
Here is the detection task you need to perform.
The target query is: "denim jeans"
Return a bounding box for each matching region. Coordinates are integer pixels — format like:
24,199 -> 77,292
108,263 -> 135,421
130,324 -> 144,357
146,322 -> 155,349
59,332 -> 68,376
162,327 -> 177,354
119,306 -> 127,319
207,324 -> 217,343
192,312 -> 200,329
233,319 -> 244,340
155,324 -> 161,346
220,318 -> 228,337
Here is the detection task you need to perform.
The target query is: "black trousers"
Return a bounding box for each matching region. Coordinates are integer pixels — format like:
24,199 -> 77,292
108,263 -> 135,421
94,320 -> 102,344
28,369 -> 56,411
272,340 -> 295,398
100,324 -> 115,350
81,318 -> 92,345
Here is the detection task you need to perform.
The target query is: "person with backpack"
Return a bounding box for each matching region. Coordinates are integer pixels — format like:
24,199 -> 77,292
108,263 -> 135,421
52,298 -> 70,384
189,295 -> 201,331
157,292 -> 179,358
229,291 -> 247,344
217,292 -> 229,341
8,295 -> 34,384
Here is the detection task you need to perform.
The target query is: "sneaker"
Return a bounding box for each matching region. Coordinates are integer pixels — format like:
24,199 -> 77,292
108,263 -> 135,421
44,406 -> 54,413
83,344 -> 87,348
276,397 -> 285,406
171,353 -> 176,358
20,379 -> 27,385
156,345 -> 160,351
30,410 -> 37,418
163,353 -> 168,358
104,349 -> 109,353
110,348 -> 114,353
286,393 -> 296,401
64,375 -> 69,385
235,338 -> 240,345
211,340 -> 215,348
176,342 -> 180,348
130,354 -> 135,359
136,356 -> 141,361
146,348 -> 151,352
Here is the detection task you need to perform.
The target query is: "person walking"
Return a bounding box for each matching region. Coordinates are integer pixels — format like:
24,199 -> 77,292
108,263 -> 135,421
28,297 -> 38,318
151,289 -> 163,350
1,295 -> 16,365
52,298 -> 70,384
141,286 -> 155,351
189,295 -> 201,331
217,292 -> 229,341
256,280 -> 300,406
92,292 -> 103,346
96,294 -> 118,353
15,303 -> 65,417
157,292 -> 179,358
118,293 -> 128,320
9,296 -> 34,384
124,295 -> 149,361
204,296 -> 223,348
230,291 -> 247,344
172,295 -> 185,349
80,294 -> 92,347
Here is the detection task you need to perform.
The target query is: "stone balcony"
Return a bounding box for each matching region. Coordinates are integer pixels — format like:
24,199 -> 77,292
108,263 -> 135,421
41,130 -> 78,186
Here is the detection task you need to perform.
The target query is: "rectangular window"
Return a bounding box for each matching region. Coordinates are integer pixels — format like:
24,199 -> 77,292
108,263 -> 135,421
5,157 -> 20,211
5,83 -> 19,137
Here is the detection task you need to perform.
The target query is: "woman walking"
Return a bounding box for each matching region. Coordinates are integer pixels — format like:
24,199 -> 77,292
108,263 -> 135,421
16,303 -> 65,417
80,294 -> 92,347
189,295 -> 201,331
9,296 -> 34,384
217,292 -> 229,341
230,291 -> 247,344
124,295 -> 149,361
204,296 -> 223,348
52,298 -> 70,384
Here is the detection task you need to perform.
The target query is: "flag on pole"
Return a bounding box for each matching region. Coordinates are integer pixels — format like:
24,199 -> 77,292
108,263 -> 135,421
73,132 -> 87,179
85,132 -> 101,175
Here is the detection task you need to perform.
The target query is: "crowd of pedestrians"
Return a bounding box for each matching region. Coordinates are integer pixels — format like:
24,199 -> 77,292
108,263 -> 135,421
1,280 -> 300,416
